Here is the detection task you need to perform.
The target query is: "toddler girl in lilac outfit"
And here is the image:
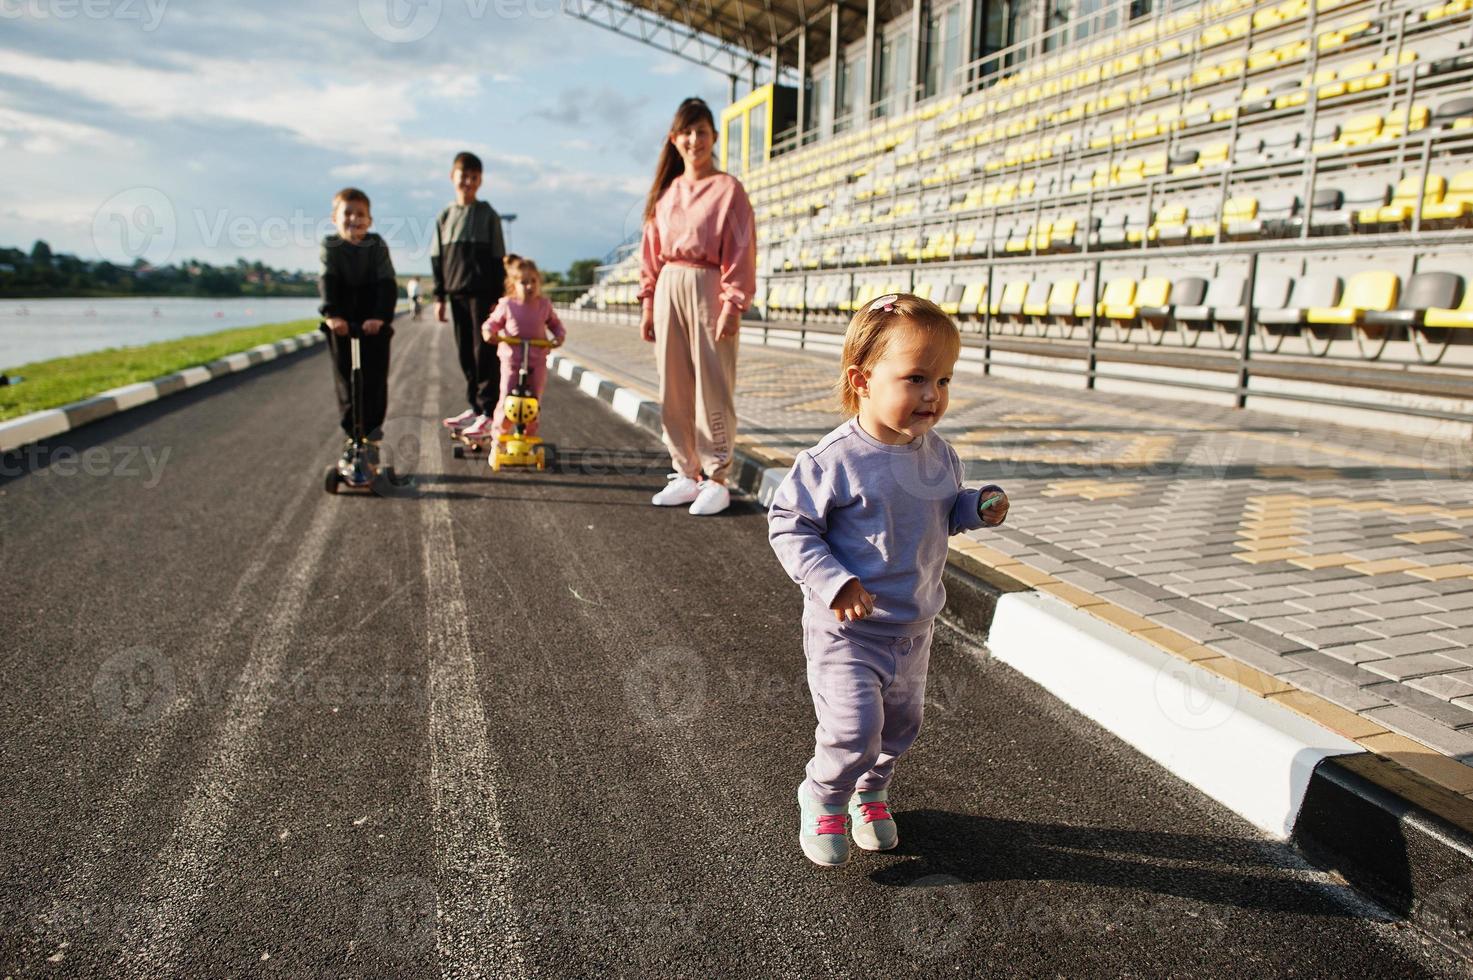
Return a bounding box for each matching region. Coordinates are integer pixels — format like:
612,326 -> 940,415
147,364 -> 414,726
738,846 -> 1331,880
767,293 -> 1009,867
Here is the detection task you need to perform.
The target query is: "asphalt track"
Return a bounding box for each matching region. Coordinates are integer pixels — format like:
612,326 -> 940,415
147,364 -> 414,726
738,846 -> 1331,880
0,320 -> 1465,978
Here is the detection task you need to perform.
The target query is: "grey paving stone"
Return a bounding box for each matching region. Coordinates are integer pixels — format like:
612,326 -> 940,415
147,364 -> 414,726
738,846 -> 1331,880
1361,650 -> 1467,680
1365,681 -> 1473,727
1362,706 -> 1473,755
1286,592 -> 1372,613
1429,608 -> 1473,630
1357,616 -> 1452,639
1361,583 -> 1439,602
1347,545 -> 1426,561
1110,578 -> 1180,601
1434,647 -> 1473,669
1172,565 -> 1256,583
1100,590 -> 1174,617
1432,627 -> 1473,649
1319,644 -> 1394,666
1251,615 -> 1314,636
1223,601 -> 1310,621
1289,578 -> 1371,597
1277,671 -> 1392,712
1209,638 -> 1299,676
1407,673 -> 1473,702
1219,621 -> 1308,655
1013,553 -> 1074,573
1283,626 -> 1381,650
1421,580 -> 1473,595
1283,650 -> 1395,688
1291,607 -> 1380,629
1419,592 -> 1473,612
1361,599 -> 1454,623
1148,611 -> 1235,644
1361,630 -> 1467,660
1052,570 -> 1117,594
1126,560 -> 1197,575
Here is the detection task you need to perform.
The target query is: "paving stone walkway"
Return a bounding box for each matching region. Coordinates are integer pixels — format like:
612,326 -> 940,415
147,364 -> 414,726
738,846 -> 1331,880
561,313 -> 1473,796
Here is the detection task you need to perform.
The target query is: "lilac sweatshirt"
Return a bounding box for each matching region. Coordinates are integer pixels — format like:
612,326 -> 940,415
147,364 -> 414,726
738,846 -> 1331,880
768,418 -> 994,635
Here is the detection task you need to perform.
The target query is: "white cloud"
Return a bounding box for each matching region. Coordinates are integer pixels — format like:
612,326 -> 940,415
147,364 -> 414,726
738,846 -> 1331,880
0,103 -> 128,153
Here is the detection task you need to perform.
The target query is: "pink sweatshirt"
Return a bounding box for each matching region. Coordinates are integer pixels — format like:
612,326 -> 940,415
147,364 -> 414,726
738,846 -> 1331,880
639,172 -> 757,321
481,295 -> 566,363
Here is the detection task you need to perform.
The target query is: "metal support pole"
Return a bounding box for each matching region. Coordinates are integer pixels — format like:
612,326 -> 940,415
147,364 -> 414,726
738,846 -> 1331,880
912,0 -> 926,109
1086,259 -> 1101,389
829,2 -> 842,135
797,28 -> 808,145
864,0 -> 877,123
984,264 -> 995,374
1236,250 -> 1257,408
960,0 -> 976,92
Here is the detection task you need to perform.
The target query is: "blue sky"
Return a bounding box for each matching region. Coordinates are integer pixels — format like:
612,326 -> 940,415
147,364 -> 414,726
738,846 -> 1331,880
0,0 -> 727,275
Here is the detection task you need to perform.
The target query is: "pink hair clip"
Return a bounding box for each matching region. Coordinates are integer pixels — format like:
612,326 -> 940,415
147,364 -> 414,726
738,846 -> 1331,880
869,293 -> 899,313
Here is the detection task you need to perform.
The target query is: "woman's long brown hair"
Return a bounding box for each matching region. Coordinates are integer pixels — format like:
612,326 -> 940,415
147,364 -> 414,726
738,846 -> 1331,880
643,97 -> 718,224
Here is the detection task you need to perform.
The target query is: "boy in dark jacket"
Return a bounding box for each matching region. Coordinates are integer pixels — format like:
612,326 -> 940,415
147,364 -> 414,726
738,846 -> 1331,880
319,187 -> 397,459
432,151 -> 507,438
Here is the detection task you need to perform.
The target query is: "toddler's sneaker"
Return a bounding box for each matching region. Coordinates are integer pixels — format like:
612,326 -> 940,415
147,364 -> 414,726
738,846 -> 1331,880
651,473 -> 701,507
849,789 -> 898,851
797,785 -> 850,867
460,414 -> 493,439
442,408 -> 476,431
688,480 -> 730,516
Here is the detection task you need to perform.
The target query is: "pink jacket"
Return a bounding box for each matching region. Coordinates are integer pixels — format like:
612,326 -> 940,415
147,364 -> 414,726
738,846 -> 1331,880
481,295 -> 566,363
638,172 -> 757,322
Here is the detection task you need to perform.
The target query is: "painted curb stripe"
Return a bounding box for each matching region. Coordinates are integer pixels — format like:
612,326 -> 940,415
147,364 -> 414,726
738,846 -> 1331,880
0,330 -> 323,455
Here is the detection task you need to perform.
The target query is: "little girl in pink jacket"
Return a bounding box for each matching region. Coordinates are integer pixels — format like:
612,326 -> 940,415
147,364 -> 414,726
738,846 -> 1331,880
480,255 -> 566,437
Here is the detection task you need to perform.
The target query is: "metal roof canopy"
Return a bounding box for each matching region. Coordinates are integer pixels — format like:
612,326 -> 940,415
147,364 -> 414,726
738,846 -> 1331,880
562,0 -> 892,79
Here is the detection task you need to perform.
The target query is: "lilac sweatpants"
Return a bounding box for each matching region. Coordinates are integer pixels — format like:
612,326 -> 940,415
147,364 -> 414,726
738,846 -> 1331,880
801,611 -> 934,807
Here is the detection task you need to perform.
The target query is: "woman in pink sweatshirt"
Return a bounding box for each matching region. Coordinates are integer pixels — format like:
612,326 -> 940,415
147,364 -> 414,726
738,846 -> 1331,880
638,96 -> 758,517
481,255 -> 565,438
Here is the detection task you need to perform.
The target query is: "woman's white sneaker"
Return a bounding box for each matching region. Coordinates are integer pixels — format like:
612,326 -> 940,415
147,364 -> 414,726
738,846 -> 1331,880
688,480 -> 730,516
652,474 -> 701,506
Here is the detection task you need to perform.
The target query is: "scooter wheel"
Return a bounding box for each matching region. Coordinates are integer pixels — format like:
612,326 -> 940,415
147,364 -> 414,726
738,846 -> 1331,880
541,444 -> 558,473
535,447 -> 546,470
324,465 -> 340,494
452,444 -> 465,459
490,453 -> 502,472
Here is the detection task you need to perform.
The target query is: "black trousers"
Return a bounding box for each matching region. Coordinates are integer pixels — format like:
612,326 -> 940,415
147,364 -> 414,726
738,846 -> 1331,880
449,292 -> 501,415
325,327 -> 392,439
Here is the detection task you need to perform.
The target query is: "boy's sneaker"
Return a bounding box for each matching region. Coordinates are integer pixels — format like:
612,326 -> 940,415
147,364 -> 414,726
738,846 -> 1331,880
848,789 -> 898,851
442,409 -> 476,431
798,785 -> 850,867
688,480 -> 730,516
339,439 -> 356,465
651,474 -> 701,507
460,414 -> 493,439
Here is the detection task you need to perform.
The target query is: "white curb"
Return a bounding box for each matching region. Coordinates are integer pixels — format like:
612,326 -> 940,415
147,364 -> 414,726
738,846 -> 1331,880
987,591 -> 1361,839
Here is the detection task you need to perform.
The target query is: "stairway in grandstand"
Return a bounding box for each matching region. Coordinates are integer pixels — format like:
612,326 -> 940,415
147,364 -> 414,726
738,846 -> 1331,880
584,0 -> 1473,393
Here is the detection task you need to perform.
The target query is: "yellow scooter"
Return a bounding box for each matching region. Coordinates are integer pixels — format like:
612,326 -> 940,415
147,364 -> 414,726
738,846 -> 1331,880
486,334 -> 559,473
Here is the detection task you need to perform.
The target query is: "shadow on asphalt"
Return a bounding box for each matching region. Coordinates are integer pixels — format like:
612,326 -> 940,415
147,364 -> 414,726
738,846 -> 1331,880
869,810 -> 1377,919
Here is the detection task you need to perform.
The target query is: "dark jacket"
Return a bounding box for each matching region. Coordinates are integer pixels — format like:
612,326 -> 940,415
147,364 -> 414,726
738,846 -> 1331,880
318,232 -> 398,329
430,200 -> 506,299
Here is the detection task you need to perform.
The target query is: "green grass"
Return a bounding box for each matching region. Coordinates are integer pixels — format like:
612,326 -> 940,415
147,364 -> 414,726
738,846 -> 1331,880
0,318 -> 320,422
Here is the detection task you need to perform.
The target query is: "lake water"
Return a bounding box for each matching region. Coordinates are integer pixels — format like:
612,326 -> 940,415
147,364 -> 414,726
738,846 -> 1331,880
0,297 -> 323,368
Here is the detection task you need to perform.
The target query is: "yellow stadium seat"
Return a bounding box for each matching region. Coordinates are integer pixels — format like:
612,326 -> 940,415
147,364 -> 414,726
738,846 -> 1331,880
1362,174 -> 1446,225
1423,170 -> 1473,224
1425,286 -> 1473,328
940,281 -> 987,316
1222,196 -> 1258,230
1100,278 -> 1140,319
1381,105 -> 1430,141
1307,270 -> 1399,324
1149,203 -> 1189,241
1318,113 -> 1381,152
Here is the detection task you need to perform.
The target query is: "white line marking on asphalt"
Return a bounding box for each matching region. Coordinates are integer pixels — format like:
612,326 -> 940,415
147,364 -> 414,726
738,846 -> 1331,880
419,325 -> 527,980
111,499 -> 340,976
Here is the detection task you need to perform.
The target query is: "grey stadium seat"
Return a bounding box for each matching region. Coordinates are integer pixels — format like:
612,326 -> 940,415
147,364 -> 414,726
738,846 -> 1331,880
1363,271 -> 1463,328
1311,183 -> 1387,235
1176,274 -> 1247,325
1434,97 -> 1473,128
1260,128 -> 1302,160
1258,273 -> 1341,324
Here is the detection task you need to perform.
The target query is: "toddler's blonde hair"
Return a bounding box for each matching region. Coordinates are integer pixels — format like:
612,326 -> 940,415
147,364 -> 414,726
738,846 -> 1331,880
503,254 -> 542,299
836,293 -> 961,416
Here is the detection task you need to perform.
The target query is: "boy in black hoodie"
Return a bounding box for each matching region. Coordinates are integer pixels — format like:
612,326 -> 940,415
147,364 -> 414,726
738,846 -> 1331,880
432,151 -> 507,438
319,187 -> 397,460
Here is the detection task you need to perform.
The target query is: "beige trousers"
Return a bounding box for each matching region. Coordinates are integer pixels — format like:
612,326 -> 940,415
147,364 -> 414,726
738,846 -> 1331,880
653,263 -> 739,483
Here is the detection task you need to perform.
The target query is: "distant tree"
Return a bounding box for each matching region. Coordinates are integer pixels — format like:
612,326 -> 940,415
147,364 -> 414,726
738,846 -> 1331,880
30,240 -> 52,265
566,258 -> 599,286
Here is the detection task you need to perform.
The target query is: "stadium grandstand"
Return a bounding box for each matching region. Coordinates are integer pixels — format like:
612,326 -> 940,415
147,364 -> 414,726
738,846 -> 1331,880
570,0 -> 1473,431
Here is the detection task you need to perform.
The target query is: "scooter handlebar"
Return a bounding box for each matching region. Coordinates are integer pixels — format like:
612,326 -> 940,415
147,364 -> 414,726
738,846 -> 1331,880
489,334 -> 559,348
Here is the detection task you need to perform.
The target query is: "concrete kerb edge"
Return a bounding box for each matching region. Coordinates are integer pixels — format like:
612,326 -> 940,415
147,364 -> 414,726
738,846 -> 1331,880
0,330 -> 326,455
549,346 -> 1473,937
